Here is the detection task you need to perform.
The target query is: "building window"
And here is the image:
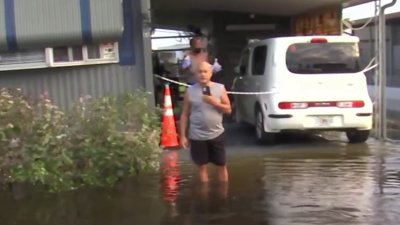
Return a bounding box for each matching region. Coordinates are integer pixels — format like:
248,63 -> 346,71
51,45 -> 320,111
53,46 -> 83,62
87,45 -> 101,59
47,42 -> 119,67
72,46 -> 84,61
0,42 -> 119,71
0,49 -> 47,71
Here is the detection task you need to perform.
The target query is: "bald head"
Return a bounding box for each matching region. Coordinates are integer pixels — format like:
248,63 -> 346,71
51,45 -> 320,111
197,61 -> 213,85
199,61 -> 212,71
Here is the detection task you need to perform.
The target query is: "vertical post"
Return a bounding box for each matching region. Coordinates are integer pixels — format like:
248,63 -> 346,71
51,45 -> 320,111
140,0 -> 155,107
378,0 -> 385,140
374,0 -> 380,138
381,11 -> 387,140
378,0 -> 397,140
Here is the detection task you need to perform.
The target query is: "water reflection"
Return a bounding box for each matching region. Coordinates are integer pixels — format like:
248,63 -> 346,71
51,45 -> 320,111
162,181 -> 231,225
0,137 -> 400,225
161,141 -> 400,225
160,149 -> 269,225
161,149 -> 231,224
162,151 -> 180,201
260,144 -> 375,225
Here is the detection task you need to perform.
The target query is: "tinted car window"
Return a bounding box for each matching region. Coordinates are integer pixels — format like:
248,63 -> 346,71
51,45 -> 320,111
286,43 -> 361,74
239,49 -> 250,75
252,46 -> 267,75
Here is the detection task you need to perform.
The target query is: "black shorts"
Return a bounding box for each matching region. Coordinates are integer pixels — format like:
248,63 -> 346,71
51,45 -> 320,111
190,133 -> 226,166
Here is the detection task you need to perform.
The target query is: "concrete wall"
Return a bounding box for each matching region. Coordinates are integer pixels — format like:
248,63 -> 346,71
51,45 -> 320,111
0,0 -> 153,109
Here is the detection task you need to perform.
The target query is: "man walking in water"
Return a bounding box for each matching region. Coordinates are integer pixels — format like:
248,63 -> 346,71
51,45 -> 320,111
180,61 -> 231,182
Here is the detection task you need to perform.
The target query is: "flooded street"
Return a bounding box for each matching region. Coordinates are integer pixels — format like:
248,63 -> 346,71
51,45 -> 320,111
1,123 -> 400,225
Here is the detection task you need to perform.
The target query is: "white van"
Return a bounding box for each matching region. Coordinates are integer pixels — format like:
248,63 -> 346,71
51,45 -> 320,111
232,35 -> 373,144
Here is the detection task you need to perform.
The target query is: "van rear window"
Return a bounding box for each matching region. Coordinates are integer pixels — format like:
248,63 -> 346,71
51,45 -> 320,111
286,43 -> 361,74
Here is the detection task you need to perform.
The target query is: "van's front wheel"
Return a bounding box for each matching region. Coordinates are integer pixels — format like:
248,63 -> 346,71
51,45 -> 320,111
346,130 -> 370,143
255,109 -> 276,144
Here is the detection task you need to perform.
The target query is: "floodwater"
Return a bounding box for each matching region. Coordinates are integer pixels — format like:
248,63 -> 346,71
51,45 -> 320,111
1,124 -> 400,225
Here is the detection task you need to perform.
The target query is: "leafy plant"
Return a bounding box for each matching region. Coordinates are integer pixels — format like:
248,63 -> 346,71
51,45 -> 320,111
0,89 -> 161,192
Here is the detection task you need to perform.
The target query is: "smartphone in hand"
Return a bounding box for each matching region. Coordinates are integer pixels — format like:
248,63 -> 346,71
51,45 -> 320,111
202,86 -> 211,96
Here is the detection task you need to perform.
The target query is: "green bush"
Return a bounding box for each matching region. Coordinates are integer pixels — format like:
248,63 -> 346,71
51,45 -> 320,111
0,89 -> 161,192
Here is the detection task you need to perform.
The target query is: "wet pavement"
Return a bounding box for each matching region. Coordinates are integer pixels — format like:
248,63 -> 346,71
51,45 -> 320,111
1,123 -> 400,225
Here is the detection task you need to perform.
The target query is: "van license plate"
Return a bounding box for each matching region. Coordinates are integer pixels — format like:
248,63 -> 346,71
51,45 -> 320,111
305,116 -> 343,128
316,116 -> 334,127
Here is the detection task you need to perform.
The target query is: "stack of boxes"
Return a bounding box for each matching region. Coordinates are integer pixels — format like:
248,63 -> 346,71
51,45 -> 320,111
294,6 -> 342,36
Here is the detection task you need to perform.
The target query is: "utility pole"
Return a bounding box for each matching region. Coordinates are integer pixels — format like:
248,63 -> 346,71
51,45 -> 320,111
378,0 -> 397,140
374,0 -> 381,139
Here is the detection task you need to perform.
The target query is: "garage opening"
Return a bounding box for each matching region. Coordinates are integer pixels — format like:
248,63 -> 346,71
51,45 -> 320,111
149,0 -> 395,140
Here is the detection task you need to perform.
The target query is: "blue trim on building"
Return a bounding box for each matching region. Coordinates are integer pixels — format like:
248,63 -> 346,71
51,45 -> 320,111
119,0 -> 135,65
4,0 -> 18,51
80,0 -> 93,43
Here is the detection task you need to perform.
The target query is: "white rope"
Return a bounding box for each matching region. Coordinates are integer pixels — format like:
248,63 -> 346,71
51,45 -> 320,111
154,75 -> 276,95
362,57 -> 378,73
362,63 -> 378,73
225,90 -> 277,95
345,0 -> 379,31
366,57 -> 376,68
154,75 -> 190,87
155,58 -> 378,94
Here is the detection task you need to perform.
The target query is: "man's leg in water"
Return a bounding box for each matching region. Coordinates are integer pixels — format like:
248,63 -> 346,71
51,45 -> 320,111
198,165 -> 209,182
190,140 -> 209,182
209,133 -> 228,182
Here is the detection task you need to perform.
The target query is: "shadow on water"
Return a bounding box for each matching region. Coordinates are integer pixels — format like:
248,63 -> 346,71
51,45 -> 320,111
1,123 -> 400,225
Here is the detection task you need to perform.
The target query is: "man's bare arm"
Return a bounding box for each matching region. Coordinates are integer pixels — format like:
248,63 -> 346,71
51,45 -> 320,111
216,88 -> 231,114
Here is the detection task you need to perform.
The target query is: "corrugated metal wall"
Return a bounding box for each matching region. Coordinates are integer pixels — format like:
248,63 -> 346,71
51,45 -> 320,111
0,3 -> 6,51
14,0 -> 83,48
1,0 -> 124,50
0,64 -> 144,109
91,0 -> 125,43
0,0 -> 152,110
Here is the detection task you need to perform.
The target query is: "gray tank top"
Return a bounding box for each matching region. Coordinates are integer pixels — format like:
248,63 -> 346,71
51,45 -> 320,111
188,82 -> 225,141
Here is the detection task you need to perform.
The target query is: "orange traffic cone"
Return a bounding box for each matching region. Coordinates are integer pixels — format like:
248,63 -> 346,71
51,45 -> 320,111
161,84 -> 180,149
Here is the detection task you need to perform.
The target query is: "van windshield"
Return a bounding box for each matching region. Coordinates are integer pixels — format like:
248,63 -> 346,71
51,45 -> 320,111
286,42 -> 361,74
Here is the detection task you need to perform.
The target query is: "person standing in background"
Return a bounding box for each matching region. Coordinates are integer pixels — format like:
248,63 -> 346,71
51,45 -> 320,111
181,36 -> 222,85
